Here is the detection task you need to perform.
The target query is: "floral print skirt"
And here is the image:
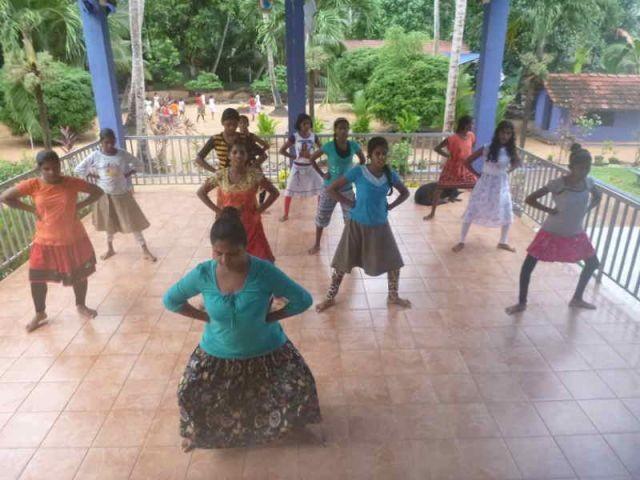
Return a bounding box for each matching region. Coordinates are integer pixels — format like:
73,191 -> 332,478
177,341 -> 321,449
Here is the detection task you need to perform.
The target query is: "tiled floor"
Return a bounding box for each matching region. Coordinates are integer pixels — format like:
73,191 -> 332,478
1,186 -> 639,480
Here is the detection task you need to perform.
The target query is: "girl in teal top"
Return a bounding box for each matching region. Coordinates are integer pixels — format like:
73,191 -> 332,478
164,207 -> 320,450
304,118 -> 366,254
316,137 -> 411,313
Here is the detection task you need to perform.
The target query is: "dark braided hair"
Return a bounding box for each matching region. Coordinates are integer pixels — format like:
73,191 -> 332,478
210,207 -> 247,247
487,120 -> 518,167
367,136 -> 394,196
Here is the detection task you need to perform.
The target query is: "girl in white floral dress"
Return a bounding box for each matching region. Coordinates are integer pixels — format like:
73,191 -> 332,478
452,120 -> 521,253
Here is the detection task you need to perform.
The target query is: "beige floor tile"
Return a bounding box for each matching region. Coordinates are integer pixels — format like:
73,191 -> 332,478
93,410 -> 154,447
0,448 -> 35,480
42,411 -> 106,447
65,381 -> 122,412
343,376 -> 390,406
74,447 -> 139,480
534,401 -> 598,435
556,434 -> 628,478
0,357 -> 55,383
129,446 -> 191,480
385,374 -> 438,405
579,399 -> 640,433
18,382 -> 78,413
605,433 -> 640,476
19,447 -> 86,480
0,383 -> 36,413
506,436 -> 575,479
187,448 -> 246,480
488,402 -> 550,437
557,371 -> 616,399
430,374 -> 482,403
0,412 -> 58,448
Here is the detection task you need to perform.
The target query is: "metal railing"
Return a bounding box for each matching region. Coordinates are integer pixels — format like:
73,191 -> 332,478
1,136 -> 639,303
122,133 -> 448,186
512,149 -> 640,300
0,142 -> 99,277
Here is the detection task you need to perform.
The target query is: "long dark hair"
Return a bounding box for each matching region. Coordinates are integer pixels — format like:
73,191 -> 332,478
487,120 -> 518,166
209,207 -> 247,247
367,136 -> 393,196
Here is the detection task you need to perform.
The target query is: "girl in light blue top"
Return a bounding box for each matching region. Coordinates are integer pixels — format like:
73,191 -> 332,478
316,137 -> 411,312
163,207 -> 320,451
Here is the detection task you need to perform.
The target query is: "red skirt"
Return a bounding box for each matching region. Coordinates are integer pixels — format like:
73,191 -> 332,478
29,235 -> 97,285
437,157 -> 477,189
527,230 -> 596,263
245,216 -> 275,263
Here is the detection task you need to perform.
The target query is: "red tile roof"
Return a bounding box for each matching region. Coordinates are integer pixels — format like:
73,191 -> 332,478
544,74 -> 640,111
342,39 -> 470,55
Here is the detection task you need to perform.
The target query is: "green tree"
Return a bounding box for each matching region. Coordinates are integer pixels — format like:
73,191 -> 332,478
332,48 -> 379,101
603,29 -> 640,74
146,36 -> 183,87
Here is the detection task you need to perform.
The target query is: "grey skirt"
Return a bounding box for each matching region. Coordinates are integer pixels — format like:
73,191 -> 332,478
92,191 -> 150,234
331,219 -> 404,276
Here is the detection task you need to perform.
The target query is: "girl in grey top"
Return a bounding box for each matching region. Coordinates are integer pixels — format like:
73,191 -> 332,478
506,144 -> 602,315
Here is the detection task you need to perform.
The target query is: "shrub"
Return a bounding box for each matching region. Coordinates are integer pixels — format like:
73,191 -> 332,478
594,155 -> 606,166
333,48 -> 379,101
313,117 -> 325,133
251,66 -> 288,96
365,56 -> 449,127
0,159 -> 33,183
389,140 -> 412,176
184,72 -> 223,92
396,110 -> 421,133
0,62 -> 96,142
256,113 -> 278,136
147,37 -> 183,88
609,157 -> 621,164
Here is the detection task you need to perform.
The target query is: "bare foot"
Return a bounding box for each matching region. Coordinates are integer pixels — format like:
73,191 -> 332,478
497,243 -> 516,252
315,298 -> 335,312
423,213 -> 435,221
142,247 -> 157,262
181,438 -> 195,453
452,242 -> 465,253
505,303 -> 527,315
100,249 -> 116,260
25,312 -> 48,333
569,298 -> 597,310
279,215 -> 289,222
77,305 -> 98,319
388,296 -> 412,308
308,245 -> 320,255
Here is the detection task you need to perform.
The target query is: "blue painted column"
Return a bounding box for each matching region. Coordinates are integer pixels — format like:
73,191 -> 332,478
285,0 -> 306,135
77,0 -> 125,148
474,0 -> 510,148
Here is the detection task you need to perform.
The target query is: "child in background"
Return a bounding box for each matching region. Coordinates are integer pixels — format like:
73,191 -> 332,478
316,137 -> 411,312
197,140 -> 279,262
452,120 -> 520,253
278,113 -> 324,222
75,128 -> 156,262
195,93 -> 206,123
424,115 -> 476,220
178,98 -> 186,119
0,151 -> 103,332
208,96 -> 217,120
304,118 -> 366,254
248,95 -> 257,121
506,143 -> 602,314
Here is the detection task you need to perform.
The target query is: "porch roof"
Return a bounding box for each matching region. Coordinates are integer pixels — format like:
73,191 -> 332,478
544,73 -> 640,111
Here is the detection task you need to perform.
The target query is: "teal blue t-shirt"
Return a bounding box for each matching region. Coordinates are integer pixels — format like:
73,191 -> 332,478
344,165 -> 401,226
322,140 -> 361,186
162,256 -> 312,359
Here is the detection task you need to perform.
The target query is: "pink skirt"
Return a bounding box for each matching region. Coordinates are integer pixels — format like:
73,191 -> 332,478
527,230 -> 596,263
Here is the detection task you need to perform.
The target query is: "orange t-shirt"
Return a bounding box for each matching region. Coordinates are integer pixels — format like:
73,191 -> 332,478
170,103 -> 179,115
16,177 -> 91,246
447,131 -> 476,163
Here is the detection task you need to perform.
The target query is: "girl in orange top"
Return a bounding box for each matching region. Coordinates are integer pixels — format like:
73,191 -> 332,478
424,115 -> 477,220
197,140 -> 279,262
0,151 -> 103,332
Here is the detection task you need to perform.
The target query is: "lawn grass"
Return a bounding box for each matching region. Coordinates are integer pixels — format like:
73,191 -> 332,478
591,165 -> 640,199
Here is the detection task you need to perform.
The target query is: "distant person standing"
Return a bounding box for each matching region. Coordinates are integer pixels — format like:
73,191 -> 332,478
153,92 -> 160,112
208,96 -> 217,121
248,95 -> 257,121
195,93 -> 206,123
178,98 -> 186,119
255,94 -> 263,114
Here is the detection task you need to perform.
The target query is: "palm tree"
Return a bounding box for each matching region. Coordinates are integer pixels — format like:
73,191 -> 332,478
603,29 -> 640,74
0,0 -> 85,148
257,8 -> 284,110
433,0 -> 440,55
442,0 -> 467,132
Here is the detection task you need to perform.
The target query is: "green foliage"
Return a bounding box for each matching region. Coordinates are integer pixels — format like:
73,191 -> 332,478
313,117 -> 325,133
147,37 -> 183,87
251,66 -> 288,95
591,165 -> 640,198
594,155 -> 606,166
365,55 -> 449,127
332,48 -> 379,101
184,72 -> 223,92
351,90 -> 372,134
395,110 -> 421,133
496,94 -> 514,126
0,60 -> 95,142
0,159 -> 33,183
256,113 -> 278,136
389,140 -> 412,176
